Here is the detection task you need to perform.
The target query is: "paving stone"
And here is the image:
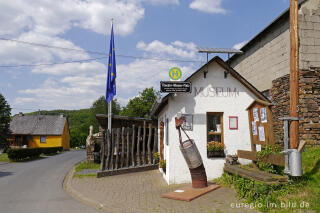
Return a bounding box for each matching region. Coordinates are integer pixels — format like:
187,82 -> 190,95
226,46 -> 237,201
70,170 -> 257,213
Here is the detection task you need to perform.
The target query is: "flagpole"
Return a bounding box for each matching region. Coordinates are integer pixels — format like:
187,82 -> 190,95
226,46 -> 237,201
108,100 -> 112,131
108,18 -> 114,133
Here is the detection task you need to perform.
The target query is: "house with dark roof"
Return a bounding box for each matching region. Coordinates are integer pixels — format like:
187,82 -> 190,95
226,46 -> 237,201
151,56 -> 269,184
9,113 -> 70,150
228,0 -> 320,146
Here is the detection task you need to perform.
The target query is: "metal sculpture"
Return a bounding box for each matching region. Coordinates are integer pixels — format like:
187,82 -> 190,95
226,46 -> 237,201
175,116 -> 208,188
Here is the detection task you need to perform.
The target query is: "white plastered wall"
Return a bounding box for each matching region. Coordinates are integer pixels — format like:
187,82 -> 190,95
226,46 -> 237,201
158,61 -> 258,185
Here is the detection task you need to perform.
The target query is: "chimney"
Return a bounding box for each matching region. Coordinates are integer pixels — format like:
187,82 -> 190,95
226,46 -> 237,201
18,112 -> 24,117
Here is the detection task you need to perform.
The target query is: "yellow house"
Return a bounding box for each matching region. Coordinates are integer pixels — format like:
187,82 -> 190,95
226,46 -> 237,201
9,113 -> 70,150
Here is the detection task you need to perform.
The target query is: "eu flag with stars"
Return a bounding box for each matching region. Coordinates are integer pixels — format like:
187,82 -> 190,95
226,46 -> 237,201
105,24 -> 116,103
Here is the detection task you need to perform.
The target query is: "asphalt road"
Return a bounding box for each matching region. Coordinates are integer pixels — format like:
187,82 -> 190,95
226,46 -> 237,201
0,150 -> 100,213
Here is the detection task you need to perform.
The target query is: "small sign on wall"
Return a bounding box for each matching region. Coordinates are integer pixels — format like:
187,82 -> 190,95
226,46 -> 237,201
260,108 -> 267,123
229,116 -> 238,130
253,107 -> 259,122
182,114 -> 193,131
258,126 -> 265,141
252,121 -> 257,135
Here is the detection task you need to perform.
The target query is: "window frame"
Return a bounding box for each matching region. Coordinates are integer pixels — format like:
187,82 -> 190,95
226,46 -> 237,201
229,116 -> 238,130
40,136 -> 46,143
206,112 -> 224,144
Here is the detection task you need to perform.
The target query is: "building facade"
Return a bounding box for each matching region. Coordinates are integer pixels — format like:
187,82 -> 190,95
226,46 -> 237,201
228,0 -> 320,146
152,57 -> 269,184
9,113 -> 70,150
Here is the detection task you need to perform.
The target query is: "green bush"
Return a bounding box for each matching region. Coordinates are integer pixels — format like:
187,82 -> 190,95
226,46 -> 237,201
153,152 -> 160,162
215,172 -> 306,212
8,148 -> 42,161
160,159 -> 166,171
7,147 -> 63,161
41,147 -> 63,155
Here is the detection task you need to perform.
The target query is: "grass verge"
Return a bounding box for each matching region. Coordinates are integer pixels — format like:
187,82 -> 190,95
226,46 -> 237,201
0,153 -> 9,162
73,161 -> 100,178
0,151 -> 64,162
214,146 -> 320,212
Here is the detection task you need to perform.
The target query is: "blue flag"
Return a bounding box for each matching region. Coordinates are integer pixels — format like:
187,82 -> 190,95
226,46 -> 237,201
105,24 -> 116,103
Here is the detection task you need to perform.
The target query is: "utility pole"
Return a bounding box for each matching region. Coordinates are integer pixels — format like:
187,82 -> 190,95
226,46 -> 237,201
289,0 -> 299,149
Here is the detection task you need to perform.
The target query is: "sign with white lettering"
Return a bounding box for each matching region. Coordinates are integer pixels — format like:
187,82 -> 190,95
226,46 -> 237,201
160,81 -> 192,93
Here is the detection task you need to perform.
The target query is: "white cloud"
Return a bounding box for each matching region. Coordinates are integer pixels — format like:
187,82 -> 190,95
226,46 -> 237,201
144,0 -> 179,5
189,0 -> 227,14
32,61 -> 105,76
117,58 -> 195,94
14,97 -> 36,105
137,40 -> 197,59
17,78 -> 101,109
0,0 -> 144,36
0,33 -> 89,65
14,55 -> 196,110
233,40 -> 248,50
4,1 -> 196,112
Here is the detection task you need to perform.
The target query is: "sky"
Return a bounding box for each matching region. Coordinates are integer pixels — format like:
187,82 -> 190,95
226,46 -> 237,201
0,0 -> 290,115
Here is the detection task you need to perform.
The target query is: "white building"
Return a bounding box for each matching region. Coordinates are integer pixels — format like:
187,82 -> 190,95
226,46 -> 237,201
151,56 -> 269,185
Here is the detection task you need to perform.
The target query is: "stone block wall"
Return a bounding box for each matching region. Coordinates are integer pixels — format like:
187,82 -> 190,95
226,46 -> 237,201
299,0 -> 320,70
271,68 -> 320,147
230,0 -> 320,93
231,20 -> 290,92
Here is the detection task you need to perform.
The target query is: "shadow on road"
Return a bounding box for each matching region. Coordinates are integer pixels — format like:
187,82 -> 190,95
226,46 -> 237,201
0,171 -> 13,178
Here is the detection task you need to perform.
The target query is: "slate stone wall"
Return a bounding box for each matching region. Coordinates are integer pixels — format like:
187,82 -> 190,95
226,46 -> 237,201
271,68 -> 320,147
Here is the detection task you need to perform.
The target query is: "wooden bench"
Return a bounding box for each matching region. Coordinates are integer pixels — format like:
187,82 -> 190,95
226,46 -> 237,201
224,164 -> 288,185
237,150 -> 285,167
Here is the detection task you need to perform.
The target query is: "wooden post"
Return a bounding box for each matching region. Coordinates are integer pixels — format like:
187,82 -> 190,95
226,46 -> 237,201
159,121 -> 164,161
100,130 -> 106,171
110,129 -> 115,170
142,121 -> 146,165
131,125 -> 135,167
248,110 -> 257,168
121,127 -> 125,168
147,123 -> 152,164
137,126 -> 141,166
289,0 -> 299,149
153,127 -> 158,164
106,129 -> 111,170
126,127 -> 130,168
115,128 -> 120,169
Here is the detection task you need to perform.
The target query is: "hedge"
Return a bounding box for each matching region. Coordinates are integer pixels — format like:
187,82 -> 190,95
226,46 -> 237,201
41,147 -> 63,155
7,147 -> 63,161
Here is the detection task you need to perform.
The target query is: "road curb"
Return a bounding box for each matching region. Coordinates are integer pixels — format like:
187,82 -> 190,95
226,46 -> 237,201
63,162 -> 108,212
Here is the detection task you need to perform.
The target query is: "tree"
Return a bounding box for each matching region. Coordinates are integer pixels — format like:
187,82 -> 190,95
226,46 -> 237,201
120,88 -> 160,118
90,96 -> 121,132
0,93 -> 11,152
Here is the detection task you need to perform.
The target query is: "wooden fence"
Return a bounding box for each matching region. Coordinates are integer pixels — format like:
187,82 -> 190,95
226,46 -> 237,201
99,122 -> 158,172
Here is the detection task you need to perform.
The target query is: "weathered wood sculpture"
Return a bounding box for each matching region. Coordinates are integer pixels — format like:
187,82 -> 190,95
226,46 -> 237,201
86,125 -> 95,163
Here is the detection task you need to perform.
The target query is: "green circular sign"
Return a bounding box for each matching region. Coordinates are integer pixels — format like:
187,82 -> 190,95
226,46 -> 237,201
169,67 -> 182,80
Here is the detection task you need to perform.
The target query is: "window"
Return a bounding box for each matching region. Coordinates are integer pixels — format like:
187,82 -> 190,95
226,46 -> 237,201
207,112 -> 224,143
40,136 -> 46,143
16,137 -> 21,143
